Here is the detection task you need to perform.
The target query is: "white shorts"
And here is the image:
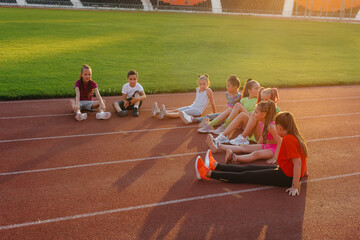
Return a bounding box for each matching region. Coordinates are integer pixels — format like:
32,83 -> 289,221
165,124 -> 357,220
177,106 -> 202,116
80,101 -> 95,111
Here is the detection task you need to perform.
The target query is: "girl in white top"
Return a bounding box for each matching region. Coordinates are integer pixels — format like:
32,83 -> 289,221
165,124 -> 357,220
152,74 -> 216,119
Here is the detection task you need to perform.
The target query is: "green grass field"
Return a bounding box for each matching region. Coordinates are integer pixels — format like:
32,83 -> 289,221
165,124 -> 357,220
0,7 -> 359,100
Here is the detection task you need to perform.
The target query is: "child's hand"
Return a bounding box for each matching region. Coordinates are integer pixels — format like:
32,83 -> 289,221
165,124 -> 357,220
130,97 -> 138,105
286,187 -> 299,196
124,100 -> 130,108
266,158 -> 277,164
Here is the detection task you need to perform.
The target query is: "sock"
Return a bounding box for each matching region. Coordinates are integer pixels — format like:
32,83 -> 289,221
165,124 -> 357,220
134,105 -> 139,109
223,118 -> 232,128
209,119 -> 220,127
193,117 -> 201,123
76,110 -> 81,114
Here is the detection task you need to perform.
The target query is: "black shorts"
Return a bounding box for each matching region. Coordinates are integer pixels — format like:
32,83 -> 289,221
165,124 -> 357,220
117,91 -> 143,110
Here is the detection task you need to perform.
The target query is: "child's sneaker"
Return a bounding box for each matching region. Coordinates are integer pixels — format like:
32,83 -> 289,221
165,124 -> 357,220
205,149 -> 217,170
195,156 -> 209,180
132,108 -> 139,117
215,133 -> 230,144
159,104 -> 167,119
230,135 -> 249,146
96,111 -> 111,120
117,110 -> 128,117
152,102 -> 160,117
75,112 -> 83,121
212,124 -> 226,135
206,134 -> 220,153
197,122 -> 214,133
81,113 -> 87,120
198,117 -> 210,128
179,111 -> 193,124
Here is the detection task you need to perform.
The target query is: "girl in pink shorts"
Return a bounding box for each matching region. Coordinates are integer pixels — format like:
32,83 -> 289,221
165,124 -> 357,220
206,100 -> 281,164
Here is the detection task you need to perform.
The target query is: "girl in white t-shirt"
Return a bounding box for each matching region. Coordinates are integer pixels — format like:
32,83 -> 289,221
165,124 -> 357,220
112,70 -> 146,117
152,74 -> 216,119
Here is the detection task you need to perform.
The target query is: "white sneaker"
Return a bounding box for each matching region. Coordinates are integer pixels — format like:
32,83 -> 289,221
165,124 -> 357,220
179,111 -> 193,124
197,122 -> 214,133
230,135 -> 249,145
96,111 -> 111,120
198,117 -> 210,128
159,104 -> 167,119
212,124 -> 226,135
152,102 -> 160,117
81,113 -> 87,120
215,133 -> 230,144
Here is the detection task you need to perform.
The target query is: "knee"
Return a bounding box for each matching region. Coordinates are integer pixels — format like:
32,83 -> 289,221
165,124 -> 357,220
134,91 -> 140,97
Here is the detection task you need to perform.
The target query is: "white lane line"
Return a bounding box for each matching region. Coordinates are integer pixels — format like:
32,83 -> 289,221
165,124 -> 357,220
0,151 -> 206,176
280,96 -> 360,103
0,171 -> 359,231
0,112 -> 359,143
1,135 -> 359,176
0,125 -> 197,143
0,113 -> 73,120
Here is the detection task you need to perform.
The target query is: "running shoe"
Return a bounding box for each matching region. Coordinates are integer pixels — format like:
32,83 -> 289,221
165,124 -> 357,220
198,117 -> 210,128
179,111 -> 193,124
212,124 -> 226,135
230,135 -> 249,145
215,133 -> 230,144
205,149 -> 217,170
159,104 -> 167,119
197,122 -> 214,133
195,156 -> 209,180
152,102 -> 160,117
96,111 -> 111,120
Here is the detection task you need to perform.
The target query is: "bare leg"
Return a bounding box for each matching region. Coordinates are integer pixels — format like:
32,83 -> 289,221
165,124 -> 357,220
234,149 -> 273,163
91,101 -> 100,110
112,101 -> 121,112
226,103 -> 248,121
218,143 -> 263,154
221,113 -> 249,137
241,112 -> 258,138
133,92 -> 140,108
165,109 -> 181,118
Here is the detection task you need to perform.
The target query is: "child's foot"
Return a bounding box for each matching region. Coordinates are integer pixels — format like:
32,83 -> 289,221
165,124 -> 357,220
197,122 -> 214,133
117,110 -> 128,117
225,149 -> 235,164
198,117 -> 210,128
96,111 -> 111,120
152,102 -> 160,117
132,108 -> 139,117
195,156 -> 210,180
159,104 -> 167,119
212,124 -> 226,135
215,133 -> 230,144
206,134 -> 219,153
230,135 -> 249,146
179,111 -> 193,124
205,149 -> 217,170
75,112 -> 87,121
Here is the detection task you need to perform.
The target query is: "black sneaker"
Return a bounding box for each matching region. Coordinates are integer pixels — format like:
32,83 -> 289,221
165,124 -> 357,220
117,110 -> 128,117
132,108 -> 139,117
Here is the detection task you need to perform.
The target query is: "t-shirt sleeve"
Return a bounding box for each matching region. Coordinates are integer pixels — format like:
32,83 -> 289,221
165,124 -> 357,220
122,84 -> 128,94
74,80 -> 80,88
91,81 -> 98,89
137,83 -> 144,93
284,137 -> 301,160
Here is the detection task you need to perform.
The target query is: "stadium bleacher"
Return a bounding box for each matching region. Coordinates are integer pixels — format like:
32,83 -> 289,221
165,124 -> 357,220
221,0 -> 285,15
80,0 -> 143,9
0,0 -> 17,3
26,0 -> 73,6
149,0 -> 212,12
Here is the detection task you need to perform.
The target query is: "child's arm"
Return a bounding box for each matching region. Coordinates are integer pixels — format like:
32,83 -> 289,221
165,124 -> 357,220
207,88 -> 216,113
94,88 -> 106,110
286,158 -> 302,196
122,93 -> 129,108
74,87 -> 81,110
266,124 -> 282,164
130,91 -> 146,105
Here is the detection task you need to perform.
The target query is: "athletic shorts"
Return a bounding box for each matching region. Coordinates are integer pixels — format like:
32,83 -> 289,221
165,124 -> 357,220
117,91 -> 143,110
80,101 -> 96,111
262,143 -> 277,155
177,106 -> 202,116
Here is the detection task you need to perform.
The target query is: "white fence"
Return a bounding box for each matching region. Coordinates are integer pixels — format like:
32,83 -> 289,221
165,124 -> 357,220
1,0 -> 359,22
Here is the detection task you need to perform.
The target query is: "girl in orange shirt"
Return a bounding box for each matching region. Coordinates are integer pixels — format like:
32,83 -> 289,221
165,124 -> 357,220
195,111 -> 308,196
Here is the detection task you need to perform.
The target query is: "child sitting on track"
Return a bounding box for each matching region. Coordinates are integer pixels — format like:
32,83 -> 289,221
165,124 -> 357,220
70,64 -> 111,121
207,100 -> 281,164
196,111 -> 308,196
198,79 -> 260,134
179,75 -> 242,125
113,70 -> 146,117
152,74 -> 216,120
